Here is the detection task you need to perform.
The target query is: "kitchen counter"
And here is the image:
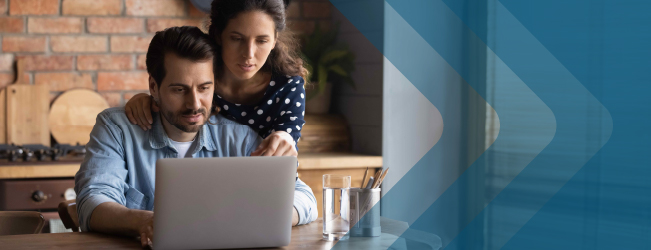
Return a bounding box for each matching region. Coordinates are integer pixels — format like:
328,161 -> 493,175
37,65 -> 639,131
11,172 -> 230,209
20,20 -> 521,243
0,153 -> 382,179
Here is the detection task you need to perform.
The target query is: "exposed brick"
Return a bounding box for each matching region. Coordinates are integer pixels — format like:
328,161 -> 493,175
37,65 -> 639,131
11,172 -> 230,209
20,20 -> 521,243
0,54 -> 13,71
77,55 -> 134,71
9,0 -> 59,15
97,71 -> 149,91
34,72 -> 94,91
2,36 -> 46,52
0,17 -> 25,33
62,0 -> 122,16
318,21 -> 332,31
146,18 -> 202,33
111,36 -> 153,53
28,17 -> 82,34
136,54 -> 147,70
188,3 -> 207,17
302,2 -> 331,18
51,36 -> 108,53
88,18 -> 144,34
287,20 -> 315,34
17,55 -> 74,71
125,0 -> 185,17
0,0 -> 6,14
286,1 -> 300,18
100,92 -> 122,107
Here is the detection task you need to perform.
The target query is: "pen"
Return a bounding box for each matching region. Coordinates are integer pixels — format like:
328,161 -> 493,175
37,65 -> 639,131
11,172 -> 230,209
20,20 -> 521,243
365,177 -> 374,189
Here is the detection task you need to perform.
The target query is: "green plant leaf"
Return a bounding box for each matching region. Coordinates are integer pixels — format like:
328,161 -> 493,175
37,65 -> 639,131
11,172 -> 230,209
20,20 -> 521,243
319,50 -> 349,64
328,65 -> 348,76
318,65 -> 328,94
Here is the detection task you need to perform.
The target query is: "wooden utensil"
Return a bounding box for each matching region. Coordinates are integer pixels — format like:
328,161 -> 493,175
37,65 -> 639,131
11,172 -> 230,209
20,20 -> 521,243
361,167 -> 369,188
4,60 -> 50,146
370,170 -> 381,188
373,167 -> 389,189
48,89 -> 110,145
0,83 -> 5,144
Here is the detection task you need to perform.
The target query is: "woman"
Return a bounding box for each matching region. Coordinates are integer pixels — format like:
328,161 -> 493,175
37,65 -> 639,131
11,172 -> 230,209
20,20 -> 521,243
126,0 -> 307,157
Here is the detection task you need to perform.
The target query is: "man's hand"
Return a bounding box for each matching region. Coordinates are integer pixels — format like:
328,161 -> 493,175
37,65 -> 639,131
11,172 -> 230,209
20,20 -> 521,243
292,207 -> 300,226
134,210 -> 154,248
89,202 -> 154,248
251,131 -> 297,157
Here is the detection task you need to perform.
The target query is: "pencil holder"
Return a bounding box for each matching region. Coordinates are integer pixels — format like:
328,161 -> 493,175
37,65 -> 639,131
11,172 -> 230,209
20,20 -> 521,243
348,188 -> 381,237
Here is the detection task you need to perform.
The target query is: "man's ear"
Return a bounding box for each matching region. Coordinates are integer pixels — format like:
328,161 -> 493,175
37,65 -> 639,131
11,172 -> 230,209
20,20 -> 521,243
149,76 -> 159,102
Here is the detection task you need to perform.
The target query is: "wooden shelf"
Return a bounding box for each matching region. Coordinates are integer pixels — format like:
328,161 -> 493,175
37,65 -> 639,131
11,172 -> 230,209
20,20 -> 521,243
0,164 -> 80,179
0,153 -> 382,179
297,152 -> 382,170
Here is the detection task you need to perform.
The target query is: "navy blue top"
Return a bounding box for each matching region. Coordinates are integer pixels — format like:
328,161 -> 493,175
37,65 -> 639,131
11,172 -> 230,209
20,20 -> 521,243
215,74 -> 306,147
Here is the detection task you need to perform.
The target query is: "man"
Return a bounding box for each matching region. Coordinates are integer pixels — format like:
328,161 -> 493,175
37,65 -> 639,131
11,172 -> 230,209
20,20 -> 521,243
74,26 -> 318,247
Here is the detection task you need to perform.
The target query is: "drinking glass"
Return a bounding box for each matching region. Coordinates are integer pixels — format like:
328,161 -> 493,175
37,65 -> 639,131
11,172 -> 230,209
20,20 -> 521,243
322,174 -> 351,241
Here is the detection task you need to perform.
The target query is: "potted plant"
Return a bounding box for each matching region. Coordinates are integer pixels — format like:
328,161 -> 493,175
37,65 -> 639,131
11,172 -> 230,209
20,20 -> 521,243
301,23 -> 355,114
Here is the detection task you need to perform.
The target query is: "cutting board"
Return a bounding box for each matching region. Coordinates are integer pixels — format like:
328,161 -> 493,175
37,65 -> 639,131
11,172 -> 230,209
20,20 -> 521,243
49,89 -> 110,145
4,60 -> 50,147
0,86 -> 5,144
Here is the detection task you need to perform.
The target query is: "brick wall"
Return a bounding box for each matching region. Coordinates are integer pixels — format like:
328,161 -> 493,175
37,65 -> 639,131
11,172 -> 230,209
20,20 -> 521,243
0,0 -> 332,107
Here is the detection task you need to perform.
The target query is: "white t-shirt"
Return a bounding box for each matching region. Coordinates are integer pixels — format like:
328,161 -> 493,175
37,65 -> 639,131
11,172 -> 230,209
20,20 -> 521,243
170,139 -> 194,158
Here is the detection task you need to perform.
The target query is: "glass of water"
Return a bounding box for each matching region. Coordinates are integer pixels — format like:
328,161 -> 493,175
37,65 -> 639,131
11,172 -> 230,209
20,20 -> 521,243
322,174 -> 351,241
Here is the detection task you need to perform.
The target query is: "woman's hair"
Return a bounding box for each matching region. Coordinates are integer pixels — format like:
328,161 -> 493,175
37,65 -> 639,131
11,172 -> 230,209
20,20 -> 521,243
208,0 -> 308,80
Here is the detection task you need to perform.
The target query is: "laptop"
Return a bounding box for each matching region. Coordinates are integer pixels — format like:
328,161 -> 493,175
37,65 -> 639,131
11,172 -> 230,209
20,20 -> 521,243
153,156 -> 297,250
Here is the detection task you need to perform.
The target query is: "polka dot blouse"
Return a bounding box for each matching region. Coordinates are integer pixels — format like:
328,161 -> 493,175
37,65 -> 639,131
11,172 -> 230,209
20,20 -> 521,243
215,74 -> 306,149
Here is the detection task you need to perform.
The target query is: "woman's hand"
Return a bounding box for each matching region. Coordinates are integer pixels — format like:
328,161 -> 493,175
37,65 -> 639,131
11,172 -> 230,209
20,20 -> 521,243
251,131 -> 297,157
125,93 -> 159,131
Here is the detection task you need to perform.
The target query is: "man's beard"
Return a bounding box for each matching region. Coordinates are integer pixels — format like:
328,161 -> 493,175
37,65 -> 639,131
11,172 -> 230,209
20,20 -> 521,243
161,107 -> 208,133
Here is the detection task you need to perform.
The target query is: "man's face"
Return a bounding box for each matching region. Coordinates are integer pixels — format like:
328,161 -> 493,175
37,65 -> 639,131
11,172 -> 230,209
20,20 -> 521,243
150,52 -> 214,133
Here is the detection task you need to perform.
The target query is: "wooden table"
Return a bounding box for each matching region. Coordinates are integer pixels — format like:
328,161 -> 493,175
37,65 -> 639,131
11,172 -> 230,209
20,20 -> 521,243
0,217 -> 443,250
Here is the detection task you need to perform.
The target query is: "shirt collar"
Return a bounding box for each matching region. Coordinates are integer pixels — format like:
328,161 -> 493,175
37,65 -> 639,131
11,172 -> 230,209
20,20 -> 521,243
148,112 -> 217,152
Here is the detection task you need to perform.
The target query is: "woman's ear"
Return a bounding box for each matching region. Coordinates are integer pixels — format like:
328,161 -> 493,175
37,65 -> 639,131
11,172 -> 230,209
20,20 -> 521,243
272,32 -> 278,50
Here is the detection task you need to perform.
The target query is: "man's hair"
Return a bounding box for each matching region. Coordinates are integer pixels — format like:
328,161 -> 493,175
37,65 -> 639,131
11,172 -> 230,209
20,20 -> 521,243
146,26 -> 216,87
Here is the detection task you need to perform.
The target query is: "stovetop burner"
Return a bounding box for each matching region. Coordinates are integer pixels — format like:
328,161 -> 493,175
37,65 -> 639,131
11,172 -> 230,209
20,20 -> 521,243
0,144 -> 86,162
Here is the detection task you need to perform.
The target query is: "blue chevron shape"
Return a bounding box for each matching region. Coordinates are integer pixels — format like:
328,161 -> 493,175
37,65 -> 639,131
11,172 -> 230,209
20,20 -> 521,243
329,0 -> 613,249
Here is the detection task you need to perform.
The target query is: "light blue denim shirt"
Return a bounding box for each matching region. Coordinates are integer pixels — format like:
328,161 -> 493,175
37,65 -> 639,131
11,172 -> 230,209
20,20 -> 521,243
75,107 -> 318,232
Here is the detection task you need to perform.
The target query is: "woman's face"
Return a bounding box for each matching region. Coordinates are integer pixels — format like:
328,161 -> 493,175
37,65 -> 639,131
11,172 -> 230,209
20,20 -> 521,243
219,11 -> 277,81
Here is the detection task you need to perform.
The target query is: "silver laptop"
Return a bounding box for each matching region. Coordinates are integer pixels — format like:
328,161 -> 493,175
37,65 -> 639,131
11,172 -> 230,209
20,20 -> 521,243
153,156 -> 297,250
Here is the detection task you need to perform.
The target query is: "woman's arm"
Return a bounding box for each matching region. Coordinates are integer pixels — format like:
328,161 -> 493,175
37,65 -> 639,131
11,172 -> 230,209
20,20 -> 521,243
124,93 -> 157,131
252,76 -> 306,156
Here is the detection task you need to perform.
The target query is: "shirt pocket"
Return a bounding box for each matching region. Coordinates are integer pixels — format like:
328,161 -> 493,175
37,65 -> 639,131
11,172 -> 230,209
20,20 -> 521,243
125,187 -> 149,210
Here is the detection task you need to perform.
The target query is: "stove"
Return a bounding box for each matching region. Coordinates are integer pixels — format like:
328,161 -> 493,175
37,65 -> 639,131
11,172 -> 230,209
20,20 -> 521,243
0,144 -> 86,163
0,144 -> 86,233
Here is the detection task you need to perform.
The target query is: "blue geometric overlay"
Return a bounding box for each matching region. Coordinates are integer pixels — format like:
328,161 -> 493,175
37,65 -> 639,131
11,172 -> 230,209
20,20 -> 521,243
330,0 -> 650,249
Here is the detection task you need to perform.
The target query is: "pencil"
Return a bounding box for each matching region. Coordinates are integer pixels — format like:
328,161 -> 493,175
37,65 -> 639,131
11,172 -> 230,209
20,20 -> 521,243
361,167 -> 369,188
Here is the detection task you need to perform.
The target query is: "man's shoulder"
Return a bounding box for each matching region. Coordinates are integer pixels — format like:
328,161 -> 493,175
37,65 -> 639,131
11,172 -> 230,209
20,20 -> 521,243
96,107 -> 132,126
208,114 -> 250,126
205,114 -> 259,136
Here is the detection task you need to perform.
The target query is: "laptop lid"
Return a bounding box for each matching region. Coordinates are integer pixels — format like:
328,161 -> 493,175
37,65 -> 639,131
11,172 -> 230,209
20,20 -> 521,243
153,156 -> 297,250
